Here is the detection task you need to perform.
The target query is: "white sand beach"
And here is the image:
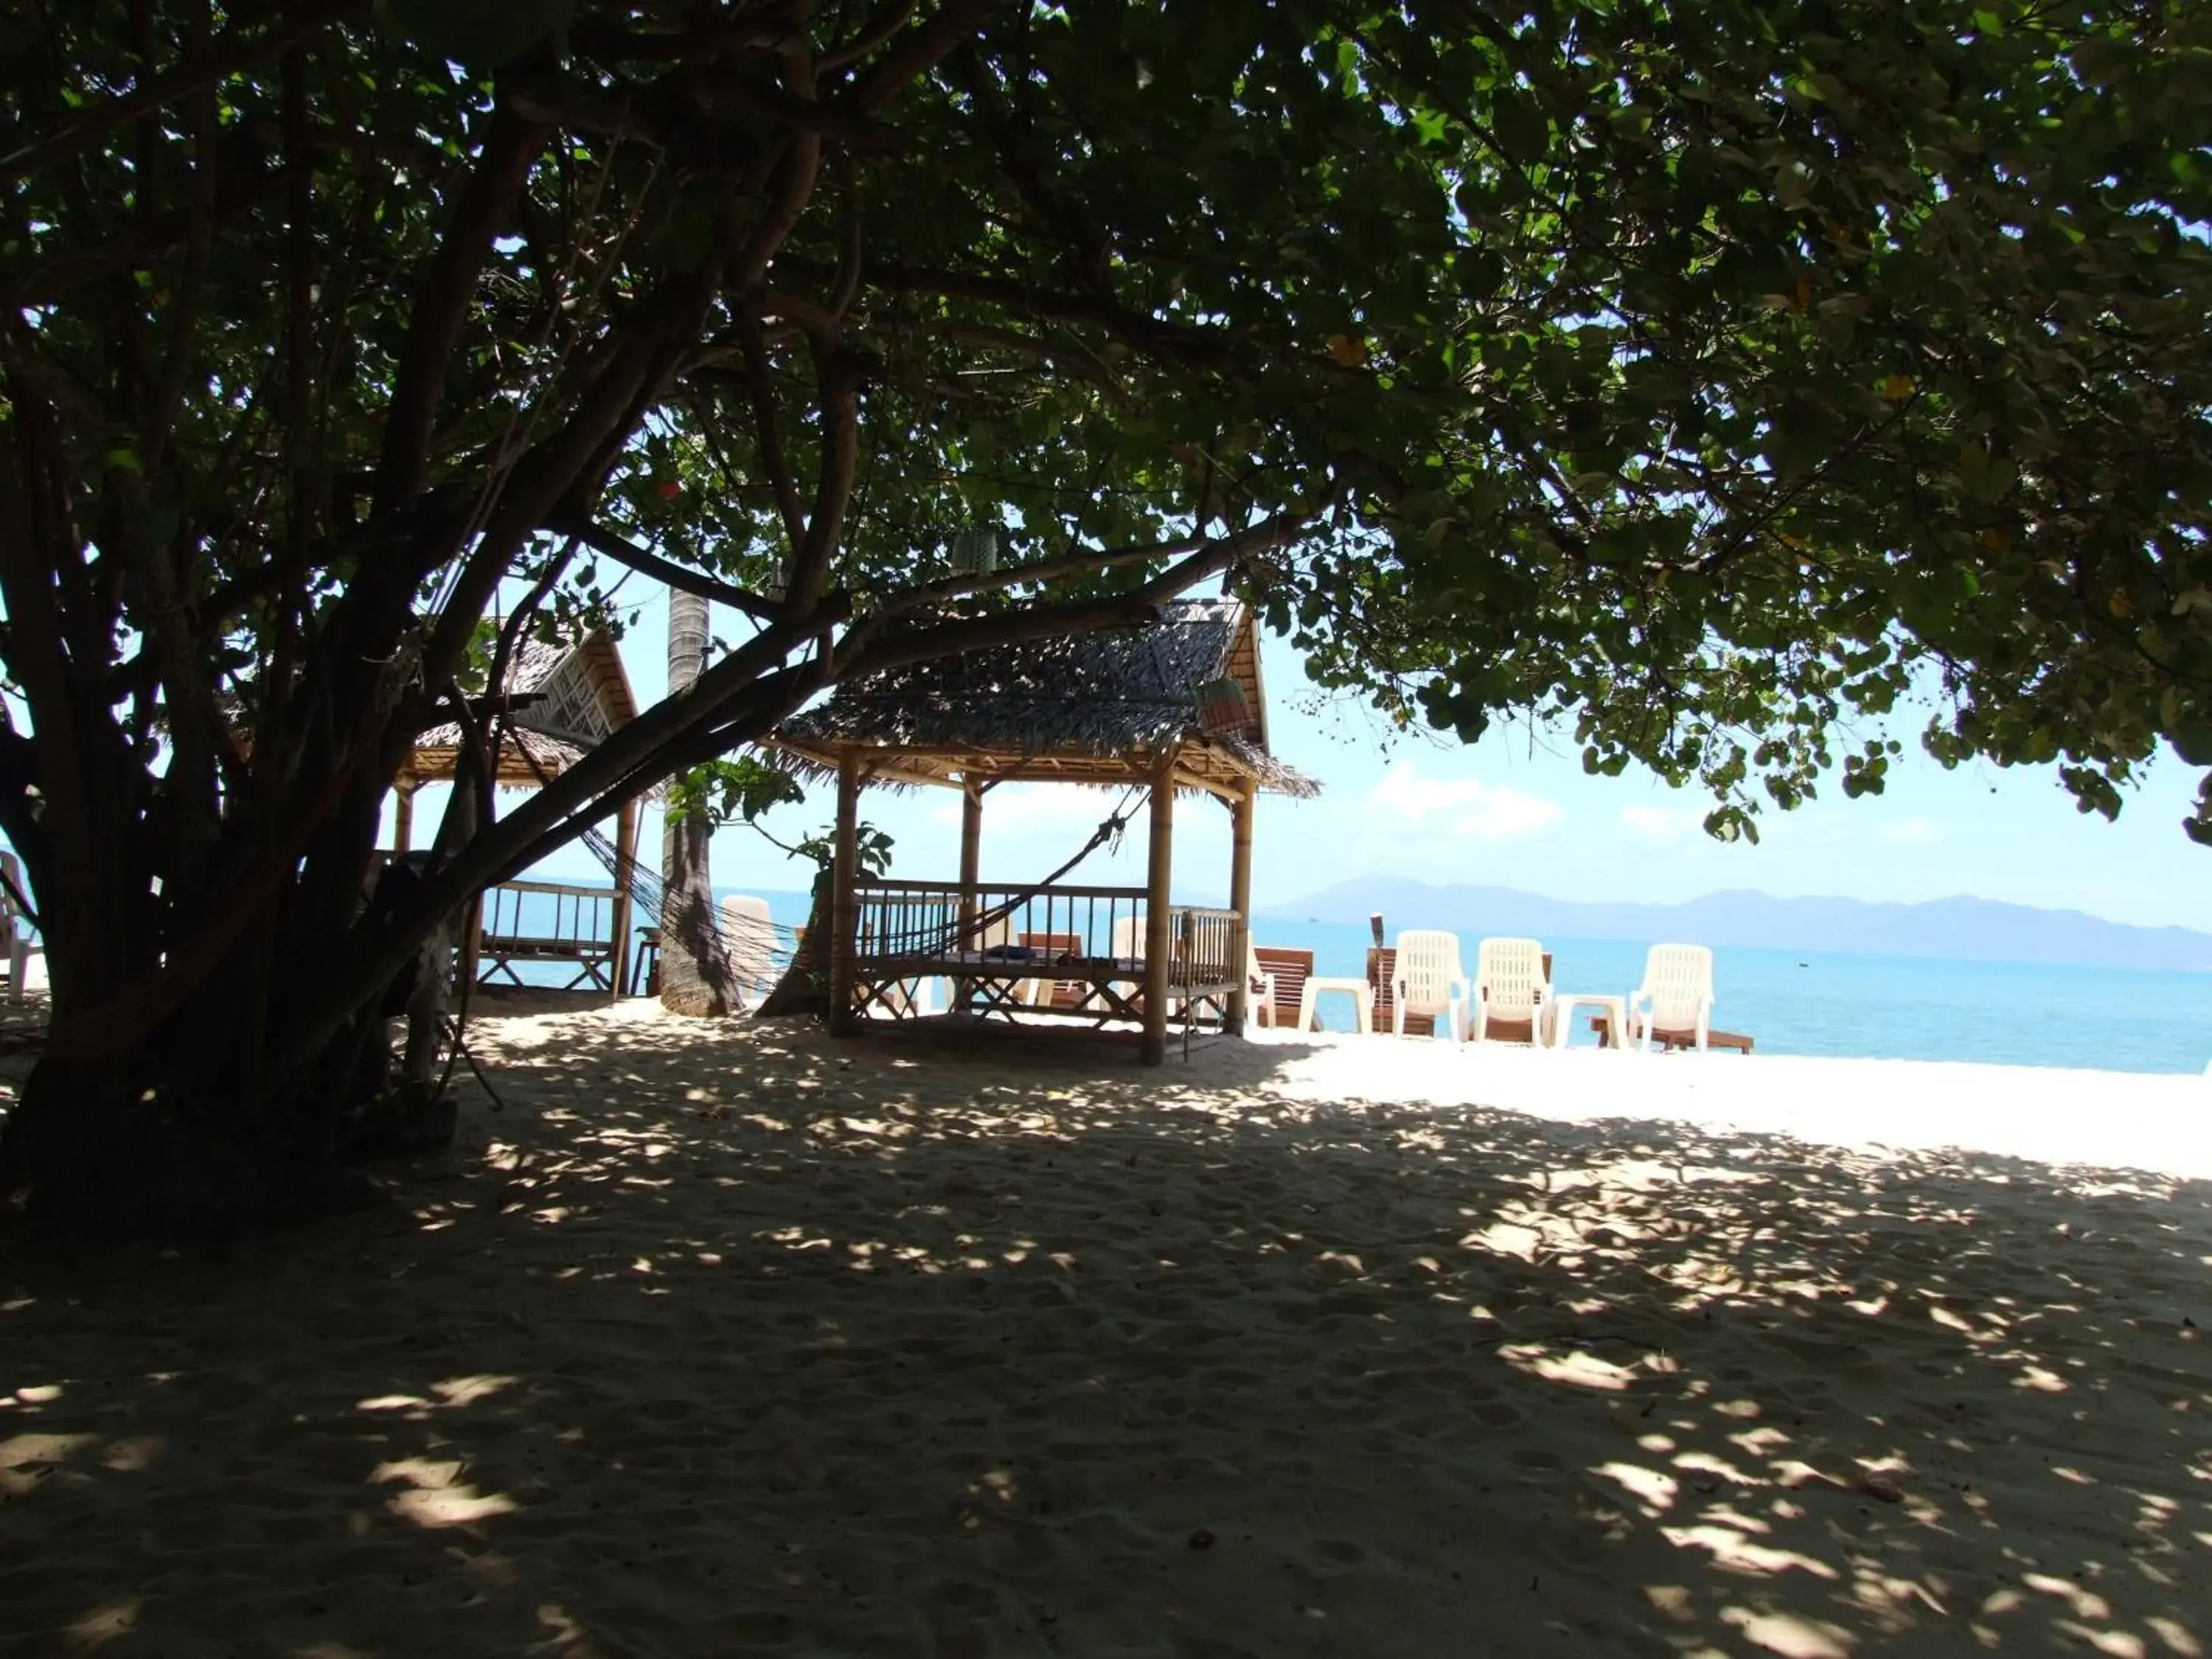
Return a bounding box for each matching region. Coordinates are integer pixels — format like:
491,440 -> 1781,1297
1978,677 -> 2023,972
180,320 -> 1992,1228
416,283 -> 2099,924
4,1003 -> 2210,1658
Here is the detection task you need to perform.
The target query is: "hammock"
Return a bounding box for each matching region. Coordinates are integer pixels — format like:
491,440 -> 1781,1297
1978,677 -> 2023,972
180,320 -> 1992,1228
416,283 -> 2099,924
504,723 -> 1140,979
501,730 -> 799,998
568,822 -> 799,1004
846,790 -> 1138,959
571,791 -> 1140,965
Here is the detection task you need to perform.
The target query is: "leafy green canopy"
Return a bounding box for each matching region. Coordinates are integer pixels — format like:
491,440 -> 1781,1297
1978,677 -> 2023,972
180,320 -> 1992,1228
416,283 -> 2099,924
1278,2 -> 2212,841
0,0 -> 2208,1077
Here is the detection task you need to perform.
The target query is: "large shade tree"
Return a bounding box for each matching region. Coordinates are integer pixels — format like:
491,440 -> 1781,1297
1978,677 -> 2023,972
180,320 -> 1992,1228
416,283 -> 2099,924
0,0 -> 2206,1231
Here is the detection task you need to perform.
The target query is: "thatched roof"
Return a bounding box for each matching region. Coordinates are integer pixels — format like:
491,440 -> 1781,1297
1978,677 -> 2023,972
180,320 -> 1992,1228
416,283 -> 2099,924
770,598 -> 1318,799
404,628 -> 640,791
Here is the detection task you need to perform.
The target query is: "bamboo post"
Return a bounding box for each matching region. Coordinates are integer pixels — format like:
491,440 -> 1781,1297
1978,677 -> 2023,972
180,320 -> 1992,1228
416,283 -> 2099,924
957,776 -> 984,1013
1226,778 -> 1256,1035
392,781 -> 415,854
828,748 -> 862,1037
1141,748 -> 1176,1066
609,797 -> 639,1004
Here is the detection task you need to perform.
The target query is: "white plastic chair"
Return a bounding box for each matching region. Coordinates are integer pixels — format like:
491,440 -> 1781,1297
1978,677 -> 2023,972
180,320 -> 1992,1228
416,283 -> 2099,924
1628,944 -> 1715,1052
1391,929 -> 1468,1042
0,850 -> 37,1005
1471,936 -> 1551,1045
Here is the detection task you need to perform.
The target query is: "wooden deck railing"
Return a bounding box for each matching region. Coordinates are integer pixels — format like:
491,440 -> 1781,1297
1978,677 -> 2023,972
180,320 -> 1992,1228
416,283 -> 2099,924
476,879 -> 619,990
1167,905 -> 1240,992
851,881 -> 1240,979
852,879 -> 1152,964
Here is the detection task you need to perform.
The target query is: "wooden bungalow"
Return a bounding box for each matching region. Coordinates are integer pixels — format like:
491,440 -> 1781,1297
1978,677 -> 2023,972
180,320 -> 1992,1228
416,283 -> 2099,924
395,627 -> 645,996
768,598 -> 1317,1065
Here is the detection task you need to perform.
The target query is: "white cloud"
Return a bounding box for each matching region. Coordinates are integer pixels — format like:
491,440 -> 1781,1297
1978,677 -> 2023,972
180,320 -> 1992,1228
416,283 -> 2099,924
1618,804 -> 1705,844
1364,760 -> 1564,842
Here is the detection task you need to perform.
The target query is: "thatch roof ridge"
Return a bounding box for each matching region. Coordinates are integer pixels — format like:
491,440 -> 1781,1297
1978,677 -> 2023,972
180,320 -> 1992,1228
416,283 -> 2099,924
403,623 -> 643,790
772,597 -> 1318,797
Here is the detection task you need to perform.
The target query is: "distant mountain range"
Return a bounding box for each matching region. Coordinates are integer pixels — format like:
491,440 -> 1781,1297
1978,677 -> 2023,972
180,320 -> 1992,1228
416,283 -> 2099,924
1255,877 -> 2212,973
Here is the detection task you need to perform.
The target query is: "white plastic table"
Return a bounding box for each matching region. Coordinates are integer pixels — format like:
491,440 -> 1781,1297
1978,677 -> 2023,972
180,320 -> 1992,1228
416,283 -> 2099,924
1296,975 -> 1374,1034
1548,992 -> 1626,1050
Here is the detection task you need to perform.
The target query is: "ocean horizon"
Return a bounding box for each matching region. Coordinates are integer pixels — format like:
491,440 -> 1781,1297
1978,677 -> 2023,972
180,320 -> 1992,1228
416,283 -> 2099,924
492,880 -> 2212,1076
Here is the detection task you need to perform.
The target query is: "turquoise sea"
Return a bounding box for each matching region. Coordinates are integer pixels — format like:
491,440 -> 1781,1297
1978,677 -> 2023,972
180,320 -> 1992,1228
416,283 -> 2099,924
1245,917 -> 2211,1075
497,883 -> 2212,1076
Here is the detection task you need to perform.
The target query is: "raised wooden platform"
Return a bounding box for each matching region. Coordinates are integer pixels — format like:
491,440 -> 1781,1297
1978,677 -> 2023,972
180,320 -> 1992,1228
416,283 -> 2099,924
474,880 -> 619,992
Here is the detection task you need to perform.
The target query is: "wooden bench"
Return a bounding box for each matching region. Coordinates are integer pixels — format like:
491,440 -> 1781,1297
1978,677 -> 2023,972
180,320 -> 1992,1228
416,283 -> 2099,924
476,880 -> 619,991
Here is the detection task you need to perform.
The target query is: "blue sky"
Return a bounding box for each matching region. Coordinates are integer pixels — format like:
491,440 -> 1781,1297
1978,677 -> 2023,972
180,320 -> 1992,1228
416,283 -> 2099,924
419,587 -> 2212,933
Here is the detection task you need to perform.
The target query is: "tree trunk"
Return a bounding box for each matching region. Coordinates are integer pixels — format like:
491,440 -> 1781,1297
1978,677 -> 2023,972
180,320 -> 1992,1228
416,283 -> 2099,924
660,585 -> 736,1016
0,825 -> 418,1242
755,874 -> 830,1018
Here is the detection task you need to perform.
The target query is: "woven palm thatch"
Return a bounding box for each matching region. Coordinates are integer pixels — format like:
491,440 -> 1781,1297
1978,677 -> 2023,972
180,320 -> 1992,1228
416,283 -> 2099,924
405,629 -> 640,791
771,598 -> 1318,797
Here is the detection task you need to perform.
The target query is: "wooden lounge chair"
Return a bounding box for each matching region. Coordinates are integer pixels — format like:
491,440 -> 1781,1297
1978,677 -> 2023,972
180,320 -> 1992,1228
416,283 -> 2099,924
1373,945 -> 1552,1039
1253,945 -> 1314,1029
1593,1017 -> 1754,1054
1368,947 -> 1435,1037
1471,936 -> 1551,1045
1605,944 -> 1752,1054
1391,930 -> 1469,1041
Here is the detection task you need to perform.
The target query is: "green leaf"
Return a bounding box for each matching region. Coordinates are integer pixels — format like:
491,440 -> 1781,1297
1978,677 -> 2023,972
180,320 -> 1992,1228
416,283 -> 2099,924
2171,723 -> 2212,768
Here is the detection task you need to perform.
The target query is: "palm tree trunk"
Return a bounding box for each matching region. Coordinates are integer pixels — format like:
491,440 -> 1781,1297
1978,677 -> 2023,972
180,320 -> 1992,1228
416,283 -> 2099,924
659,587 -> 734,1015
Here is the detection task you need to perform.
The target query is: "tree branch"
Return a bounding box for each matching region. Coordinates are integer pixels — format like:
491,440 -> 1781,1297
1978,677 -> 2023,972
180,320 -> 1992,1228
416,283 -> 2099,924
550,513 -> 783,620
727,49 -> 824,290
0,0 -> 373,187
786,344 -> 865,606
837,509 -> 1315,678
271,605 -> 846,1082
841,0 -> 1006,114
822,0 -> 918,72
847,260 -> 1240,366
737,308 -> 811,554
874,533 -> 1203,619
374,98 -> 552,516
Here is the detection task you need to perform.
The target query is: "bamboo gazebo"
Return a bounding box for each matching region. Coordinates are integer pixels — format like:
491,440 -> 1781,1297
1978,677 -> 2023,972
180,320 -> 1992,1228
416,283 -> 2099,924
769,598 -> 1316,1064
397,627 -> 644,994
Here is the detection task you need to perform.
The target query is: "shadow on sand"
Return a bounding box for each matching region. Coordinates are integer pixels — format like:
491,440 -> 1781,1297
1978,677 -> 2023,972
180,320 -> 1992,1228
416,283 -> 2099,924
2,1006 -> 2208,1657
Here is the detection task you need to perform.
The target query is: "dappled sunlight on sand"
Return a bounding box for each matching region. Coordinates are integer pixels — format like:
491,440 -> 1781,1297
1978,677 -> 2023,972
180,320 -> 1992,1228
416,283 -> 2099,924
1,1001 -> 2209,1656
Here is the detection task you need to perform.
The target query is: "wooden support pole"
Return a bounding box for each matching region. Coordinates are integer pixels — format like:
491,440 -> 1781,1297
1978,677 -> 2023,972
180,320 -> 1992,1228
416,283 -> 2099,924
957,776 -> 984,1013
393,782 -> 415,854
1141,748 -> 1176,1066
1226,779 -> 1256,1035
610,798 -> 639,1004
828,748 -> 862,1037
